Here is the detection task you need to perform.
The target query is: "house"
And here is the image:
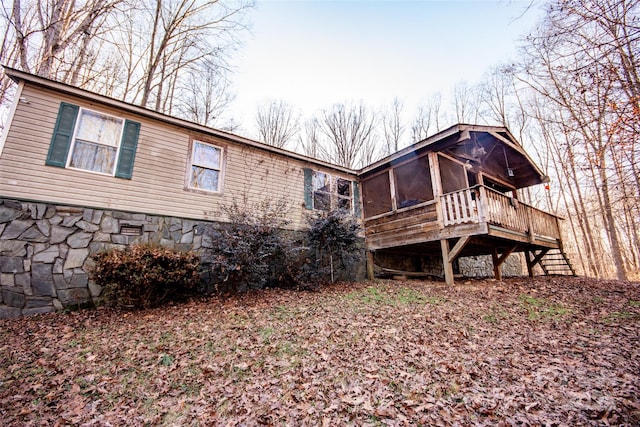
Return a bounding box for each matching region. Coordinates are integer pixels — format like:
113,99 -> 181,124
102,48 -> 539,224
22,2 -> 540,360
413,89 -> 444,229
0,67 -> 572,318
0,67 -> 360,318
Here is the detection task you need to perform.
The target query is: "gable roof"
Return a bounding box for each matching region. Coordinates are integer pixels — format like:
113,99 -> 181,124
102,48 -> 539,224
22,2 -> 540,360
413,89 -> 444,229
2,66 -> 355,176
3,67 -> 548,187
359,123 -> 548,189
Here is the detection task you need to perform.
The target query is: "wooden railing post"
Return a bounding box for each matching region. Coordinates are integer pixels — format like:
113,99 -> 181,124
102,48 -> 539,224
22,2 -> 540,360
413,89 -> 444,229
526,206 -> 535,243
554,216 -> 562,241
477,185 -> 487,224
430,152 -> 444,230
436,195 -> 445,229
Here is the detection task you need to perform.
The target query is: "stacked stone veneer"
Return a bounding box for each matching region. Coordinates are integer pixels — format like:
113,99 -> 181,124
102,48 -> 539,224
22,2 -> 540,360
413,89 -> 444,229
458,254 -> 522,278
374,250 -> 523,279
0,198 -> 214,319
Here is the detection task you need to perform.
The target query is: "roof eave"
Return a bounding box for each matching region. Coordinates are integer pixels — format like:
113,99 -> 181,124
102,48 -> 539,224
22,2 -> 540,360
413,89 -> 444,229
358,123 -> 548,187
358,123 -> 462,175
2,66 -> 356,176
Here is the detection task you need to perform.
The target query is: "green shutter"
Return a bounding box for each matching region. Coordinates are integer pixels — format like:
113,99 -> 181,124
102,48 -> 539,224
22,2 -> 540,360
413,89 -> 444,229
115,120 -> 140,179
352,181 -> 362,218
303,168 -> 313,210
46,103 -> 79,167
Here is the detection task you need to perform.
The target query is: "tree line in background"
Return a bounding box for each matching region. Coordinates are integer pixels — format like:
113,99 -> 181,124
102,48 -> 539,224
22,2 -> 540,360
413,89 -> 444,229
0,0 -> 253,129
1,0 -> 638,280
258,0 -> 640,282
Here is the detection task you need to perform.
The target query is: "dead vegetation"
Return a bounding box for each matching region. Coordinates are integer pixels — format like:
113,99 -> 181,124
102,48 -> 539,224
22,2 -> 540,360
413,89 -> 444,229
1,276 -> 638,426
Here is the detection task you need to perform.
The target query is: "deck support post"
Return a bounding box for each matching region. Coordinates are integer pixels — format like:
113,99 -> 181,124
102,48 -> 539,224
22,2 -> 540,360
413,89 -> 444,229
491,245 -> 516,281
526,208 -> 535,243
441,236 -> 470,286
491,249 -> 501,280
525,248 -> 549,277
525,250 -> 534,277
441,239 -> 454,285
366,250 -> 375,280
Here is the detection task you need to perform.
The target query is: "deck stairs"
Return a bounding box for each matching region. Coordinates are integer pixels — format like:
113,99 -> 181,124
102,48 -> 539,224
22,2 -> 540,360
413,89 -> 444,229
539,248 -> 577,276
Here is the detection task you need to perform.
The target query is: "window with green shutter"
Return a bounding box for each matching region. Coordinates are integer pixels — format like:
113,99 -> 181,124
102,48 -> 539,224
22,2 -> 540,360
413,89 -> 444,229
303,168 -> 313,209
46,103 -> 79,167
303,168 -> 358,215
46,102 -> 140,179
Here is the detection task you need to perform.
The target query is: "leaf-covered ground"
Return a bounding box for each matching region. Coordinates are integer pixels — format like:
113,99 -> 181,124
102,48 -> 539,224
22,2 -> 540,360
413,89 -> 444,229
1,276 -> 639,426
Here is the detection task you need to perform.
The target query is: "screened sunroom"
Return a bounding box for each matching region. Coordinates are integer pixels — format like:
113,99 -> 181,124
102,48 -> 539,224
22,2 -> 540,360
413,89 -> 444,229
358,124 -> 572,284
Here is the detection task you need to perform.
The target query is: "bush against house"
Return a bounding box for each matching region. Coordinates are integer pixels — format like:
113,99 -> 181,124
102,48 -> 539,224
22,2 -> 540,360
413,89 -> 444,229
201,198 -> 362,293
201,198 -> 292,293
93,244 -> 200,309
306,209 -> 362,283
90,202 -> 363,310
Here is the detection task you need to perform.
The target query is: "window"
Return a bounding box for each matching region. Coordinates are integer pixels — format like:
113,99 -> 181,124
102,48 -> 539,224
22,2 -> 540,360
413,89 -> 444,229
361,172 -> 392,218
304,169 -> 358,214
336,178 -> 352,211
393,155 -> 434,208
189,140 -> 222,192
69,109 -> 123,174
439,155 -> 468,194
46,102 -> 140,179
312,171 -> 331,211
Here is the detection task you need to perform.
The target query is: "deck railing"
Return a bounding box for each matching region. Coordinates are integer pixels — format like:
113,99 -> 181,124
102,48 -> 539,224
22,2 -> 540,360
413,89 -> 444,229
440,185 -> 561,240
441,187 -> 479,225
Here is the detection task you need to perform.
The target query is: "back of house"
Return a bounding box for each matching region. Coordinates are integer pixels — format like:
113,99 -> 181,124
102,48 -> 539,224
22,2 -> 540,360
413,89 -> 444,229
0,68 -> 360,318
0,67 -> 568,319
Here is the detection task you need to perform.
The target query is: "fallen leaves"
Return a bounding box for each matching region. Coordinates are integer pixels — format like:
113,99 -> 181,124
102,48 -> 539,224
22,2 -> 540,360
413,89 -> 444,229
0,276 -> 638,425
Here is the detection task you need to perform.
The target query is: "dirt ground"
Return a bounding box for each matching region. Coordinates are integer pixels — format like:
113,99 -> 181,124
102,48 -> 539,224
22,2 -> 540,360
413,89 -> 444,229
1,276 -> 639,426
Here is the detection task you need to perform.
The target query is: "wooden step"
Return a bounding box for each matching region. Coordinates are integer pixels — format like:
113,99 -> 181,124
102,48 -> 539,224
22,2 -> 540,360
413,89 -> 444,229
540,248 -> 576,276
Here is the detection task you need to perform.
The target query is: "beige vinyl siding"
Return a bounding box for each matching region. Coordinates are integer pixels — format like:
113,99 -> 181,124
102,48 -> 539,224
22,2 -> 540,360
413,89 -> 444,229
0,84 -> 356,230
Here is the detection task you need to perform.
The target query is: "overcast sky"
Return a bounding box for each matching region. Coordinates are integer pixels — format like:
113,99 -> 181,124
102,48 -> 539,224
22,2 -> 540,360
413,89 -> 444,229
225,0 -> 543,138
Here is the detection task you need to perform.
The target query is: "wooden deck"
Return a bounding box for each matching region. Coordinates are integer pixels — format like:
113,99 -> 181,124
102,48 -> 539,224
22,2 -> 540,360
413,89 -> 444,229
365,185 -> 562,252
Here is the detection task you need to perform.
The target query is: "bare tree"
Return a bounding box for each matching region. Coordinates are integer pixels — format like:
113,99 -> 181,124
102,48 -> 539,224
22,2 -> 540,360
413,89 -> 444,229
517,0 -> 639,279
1,0 -> 125,100
318,102 -> 378,169
381,97 -> 405,155
411,92 -> 443,141
175,60 -> 234,127
255,99 -> 299,149
410,106 -> 432,143
1,0 -> 253,122
477,65 -> 512,127
452,80 -> 479,124
296,117 -> 338,163
130,0 -> 252,112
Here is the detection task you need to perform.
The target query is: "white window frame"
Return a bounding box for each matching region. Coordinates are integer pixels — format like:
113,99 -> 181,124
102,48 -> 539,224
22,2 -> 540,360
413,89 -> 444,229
335,177 -> 352,212
312,171 -> 353,213
312,171 -> 332,211
188,140 -> 224,193
66,107 -> 125,176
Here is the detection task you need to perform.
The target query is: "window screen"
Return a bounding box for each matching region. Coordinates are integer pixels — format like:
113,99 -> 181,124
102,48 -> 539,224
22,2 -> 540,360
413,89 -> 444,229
394,155 -> 434,208
362,172 -> 392,218
439,155 -> 467,194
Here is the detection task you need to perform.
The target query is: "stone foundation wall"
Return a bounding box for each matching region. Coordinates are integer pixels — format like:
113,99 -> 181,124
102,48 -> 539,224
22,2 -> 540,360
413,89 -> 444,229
1,195 -> 521,319
0,198 -> 368,319
374,250 -> 523,279
458,254 -> 522,278
0,198 -> 220,319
